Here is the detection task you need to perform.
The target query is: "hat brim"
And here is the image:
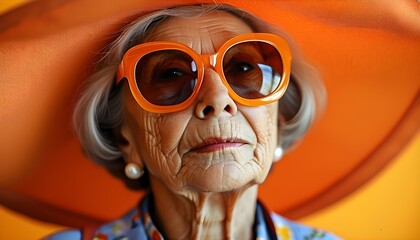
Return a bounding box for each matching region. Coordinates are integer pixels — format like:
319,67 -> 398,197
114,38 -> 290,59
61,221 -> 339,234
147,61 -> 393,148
0,0 -> 419,227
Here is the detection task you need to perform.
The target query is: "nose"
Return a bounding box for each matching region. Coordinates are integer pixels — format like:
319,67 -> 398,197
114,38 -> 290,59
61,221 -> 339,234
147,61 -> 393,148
195,68 -> 237,119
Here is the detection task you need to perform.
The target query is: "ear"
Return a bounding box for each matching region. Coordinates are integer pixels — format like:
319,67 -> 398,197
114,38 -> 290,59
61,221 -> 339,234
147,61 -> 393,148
274,111 -> 283,163
115,122 -> 143,167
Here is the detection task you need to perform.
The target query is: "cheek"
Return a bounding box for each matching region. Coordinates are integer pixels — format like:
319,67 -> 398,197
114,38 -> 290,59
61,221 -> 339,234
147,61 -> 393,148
245,103 -> 278,164
130,110 -> 191,178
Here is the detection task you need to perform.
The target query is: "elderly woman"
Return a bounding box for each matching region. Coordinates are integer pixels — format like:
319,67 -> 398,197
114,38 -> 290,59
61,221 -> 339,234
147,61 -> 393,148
48,3 -> 338,240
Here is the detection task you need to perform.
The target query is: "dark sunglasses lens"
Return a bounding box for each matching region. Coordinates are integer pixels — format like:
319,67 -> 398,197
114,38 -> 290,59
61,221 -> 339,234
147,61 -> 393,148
135,50 -> 198,106
223,41 -> 283,99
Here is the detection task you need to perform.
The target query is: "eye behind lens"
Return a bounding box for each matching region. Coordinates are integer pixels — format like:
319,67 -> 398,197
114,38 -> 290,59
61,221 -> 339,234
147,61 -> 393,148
135,49 -> 198,106
223,41 -> 284,99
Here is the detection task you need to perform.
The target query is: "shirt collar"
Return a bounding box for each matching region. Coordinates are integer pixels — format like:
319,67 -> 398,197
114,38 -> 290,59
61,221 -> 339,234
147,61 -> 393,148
139,194 -> 164,240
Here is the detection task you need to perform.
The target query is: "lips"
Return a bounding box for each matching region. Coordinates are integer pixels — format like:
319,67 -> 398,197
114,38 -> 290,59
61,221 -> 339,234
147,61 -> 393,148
190,138 -> 246,153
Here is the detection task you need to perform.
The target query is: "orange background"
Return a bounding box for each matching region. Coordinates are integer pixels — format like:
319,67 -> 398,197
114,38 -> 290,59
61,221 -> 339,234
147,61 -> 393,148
1,1 -> 419,239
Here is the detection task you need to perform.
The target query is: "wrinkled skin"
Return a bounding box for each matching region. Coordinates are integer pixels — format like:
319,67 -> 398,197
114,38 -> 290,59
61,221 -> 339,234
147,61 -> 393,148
119,12 -> 279,239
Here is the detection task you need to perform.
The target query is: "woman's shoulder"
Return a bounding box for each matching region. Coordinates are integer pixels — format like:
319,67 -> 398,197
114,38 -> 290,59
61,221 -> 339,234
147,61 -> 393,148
270,211 -> 342,240
44,207 -> 144,240
43,229 -> 82,240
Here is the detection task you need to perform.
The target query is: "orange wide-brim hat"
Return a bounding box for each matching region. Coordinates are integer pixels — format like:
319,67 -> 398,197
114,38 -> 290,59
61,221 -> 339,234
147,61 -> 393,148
0,0 -> 419,229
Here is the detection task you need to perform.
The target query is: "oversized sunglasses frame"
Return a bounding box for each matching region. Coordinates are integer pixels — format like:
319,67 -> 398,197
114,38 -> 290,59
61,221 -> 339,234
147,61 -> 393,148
116,33 -> 292,113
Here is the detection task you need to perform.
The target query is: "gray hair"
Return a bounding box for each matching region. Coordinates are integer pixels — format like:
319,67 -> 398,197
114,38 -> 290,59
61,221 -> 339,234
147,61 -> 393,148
73,4 -> 326,189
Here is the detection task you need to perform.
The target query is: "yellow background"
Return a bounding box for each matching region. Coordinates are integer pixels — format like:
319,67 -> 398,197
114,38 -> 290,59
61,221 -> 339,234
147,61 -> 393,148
1,1 -> 419,239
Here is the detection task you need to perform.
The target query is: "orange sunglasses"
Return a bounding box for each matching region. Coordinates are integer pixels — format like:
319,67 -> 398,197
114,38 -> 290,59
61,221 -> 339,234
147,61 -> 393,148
116,33 -> 291,113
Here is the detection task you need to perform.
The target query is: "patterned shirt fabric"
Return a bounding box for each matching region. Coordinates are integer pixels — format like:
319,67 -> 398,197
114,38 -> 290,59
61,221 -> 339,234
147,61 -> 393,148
45,194 -> 341,240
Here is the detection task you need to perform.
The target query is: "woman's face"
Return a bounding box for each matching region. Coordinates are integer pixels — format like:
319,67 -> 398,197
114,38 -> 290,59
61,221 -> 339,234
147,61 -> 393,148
120,12 -> 279,195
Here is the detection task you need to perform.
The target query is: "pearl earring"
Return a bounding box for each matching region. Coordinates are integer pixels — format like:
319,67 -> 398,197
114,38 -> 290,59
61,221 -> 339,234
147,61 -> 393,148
124,163 -> 144,179
274,146 -> 284,161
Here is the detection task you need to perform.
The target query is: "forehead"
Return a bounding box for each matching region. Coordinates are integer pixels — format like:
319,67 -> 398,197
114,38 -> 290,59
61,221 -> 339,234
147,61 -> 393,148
143,11 -> 254,54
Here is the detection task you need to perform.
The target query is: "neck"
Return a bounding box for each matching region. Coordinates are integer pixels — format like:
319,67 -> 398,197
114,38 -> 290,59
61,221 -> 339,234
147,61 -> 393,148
149,178 -> 258,240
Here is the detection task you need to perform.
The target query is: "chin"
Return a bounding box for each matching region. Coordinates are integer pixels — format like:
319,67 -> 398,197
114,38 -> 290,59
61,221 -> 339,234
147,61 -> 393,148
186,163 -> 266,193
